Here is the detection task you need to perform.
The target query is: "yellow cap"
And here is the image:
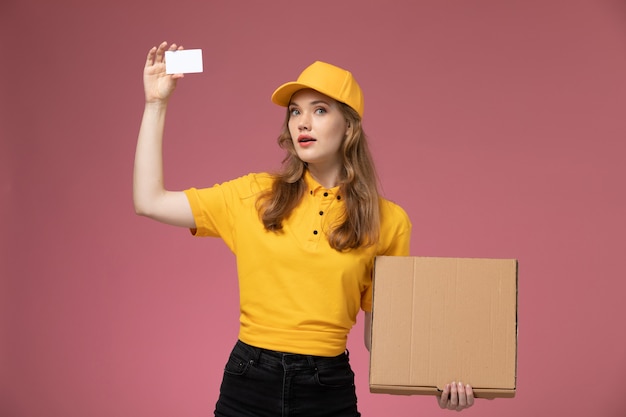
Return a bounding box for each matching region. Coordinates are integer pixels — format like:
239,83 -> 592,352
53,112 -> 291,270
271,61 -> 364,118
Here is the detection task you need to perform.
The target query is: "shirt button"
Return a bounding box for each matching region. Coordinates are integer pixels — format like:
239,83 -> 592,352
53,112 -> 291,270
323,192 -> 329,197
319,211 -> 324,216
336,195 -> 341,200
313,230 -> 318,235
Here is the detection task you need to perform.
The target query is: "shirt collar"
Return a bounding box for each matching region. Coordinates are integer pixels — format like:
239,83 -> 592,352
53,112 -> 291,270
304,170 -> 341,197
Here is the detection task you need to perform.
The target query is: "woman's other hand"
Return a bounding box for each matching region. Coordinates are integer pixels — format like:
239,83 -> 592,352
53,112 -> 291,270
438,381 -> 475,411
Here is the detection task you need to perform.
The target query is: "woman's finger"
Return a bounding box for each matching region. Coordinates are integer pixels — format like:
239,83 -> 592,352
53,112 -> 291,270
448,381 -> 458,410
465,384 -> 475,408
438,384 -> 451,409
457,381 -> 467,408
145,46 -> 157,67
155,41 -> 167,63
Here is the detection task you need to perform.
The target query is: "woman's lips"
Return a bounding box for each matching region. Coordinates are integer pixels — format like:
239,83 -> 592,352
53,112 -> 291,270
297,134 -> 316,146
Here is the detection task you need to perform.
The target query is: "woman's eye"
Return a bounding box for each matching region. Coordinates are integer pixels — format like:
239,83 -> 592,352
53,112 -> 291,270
289,108 -> 300,116
315,108 -> 326,114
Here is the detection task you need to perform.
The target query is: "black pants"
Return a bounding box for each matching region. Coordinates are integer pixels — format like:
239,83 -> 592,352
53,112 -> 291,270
214,340 -> 361,417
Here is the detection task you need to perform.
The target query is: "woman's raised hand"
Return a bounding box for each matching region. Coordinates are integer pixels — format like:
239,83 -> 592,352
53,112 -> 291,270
143,41 -> 184,104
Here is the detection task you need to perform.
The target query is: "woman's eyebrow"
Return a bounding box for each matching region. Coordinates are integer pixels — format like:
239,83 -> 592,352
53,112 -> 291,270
289,99 -> 331,107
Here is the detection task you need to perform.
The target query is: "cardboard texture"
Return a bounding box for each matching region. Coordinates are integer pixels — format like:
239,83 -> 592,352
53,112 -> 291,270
369,256 -> 518,398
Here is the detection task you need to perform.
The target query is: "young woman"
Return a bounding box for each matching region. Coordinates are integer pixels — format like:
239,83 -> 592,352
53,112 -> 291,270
134,41 -> 475,416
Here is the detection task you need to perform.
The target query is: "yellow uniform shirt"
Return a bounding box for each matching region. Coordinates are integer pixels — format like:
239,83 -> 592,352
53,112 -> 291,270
184,171 -> 411,356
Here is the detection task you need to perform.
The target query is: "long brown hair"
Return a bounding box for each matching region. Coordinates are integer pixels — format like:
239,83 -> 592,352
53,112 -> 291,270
257,102 -> 381,251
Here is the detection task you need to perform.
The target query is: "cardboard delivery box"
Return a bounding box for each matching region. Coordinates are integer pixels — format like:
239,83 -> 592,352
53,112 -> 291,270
369,256 -> 518,398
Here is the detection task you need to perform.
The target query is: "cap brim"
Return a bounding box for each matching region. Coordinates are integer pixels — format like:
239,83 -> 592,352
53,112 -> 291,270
271,82 -> 311,107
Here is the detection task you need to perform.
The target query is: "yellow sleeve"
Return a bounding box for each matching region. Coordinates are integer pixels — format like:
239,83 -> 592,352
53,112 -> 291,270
379,199 -> 412,256
361,199 -> 412,312
184,185 -> 233,239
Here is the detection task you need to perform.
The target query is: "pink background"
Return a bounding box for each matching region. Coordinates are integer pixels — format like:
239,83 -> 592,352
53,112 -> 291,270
2,1 -> 625,416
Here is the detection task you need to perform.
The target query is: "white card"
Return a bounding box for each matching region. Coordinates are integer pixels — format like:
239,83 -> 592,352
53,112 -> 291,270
165,49 -> 203,74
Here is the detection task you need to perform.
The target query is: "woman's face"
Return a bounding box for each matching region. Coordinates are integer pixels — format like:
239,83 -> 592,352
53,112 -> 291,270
288,89 -> 349,172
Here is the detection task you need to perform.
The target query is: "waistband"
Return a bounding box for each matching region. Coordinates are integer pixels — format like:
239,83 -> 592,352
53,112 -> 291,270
235,339 -> 350,368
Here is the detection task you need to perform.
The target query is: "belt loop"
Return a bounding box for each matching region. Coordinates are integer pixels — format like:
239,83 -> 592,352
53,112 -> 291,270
306,354 -> 316,368
253,345 -> 262,363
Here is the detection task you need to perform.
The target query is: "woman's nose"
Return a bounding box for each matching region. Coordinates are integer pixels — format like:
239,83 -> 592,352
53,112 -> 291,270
298,113 -> 311,130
